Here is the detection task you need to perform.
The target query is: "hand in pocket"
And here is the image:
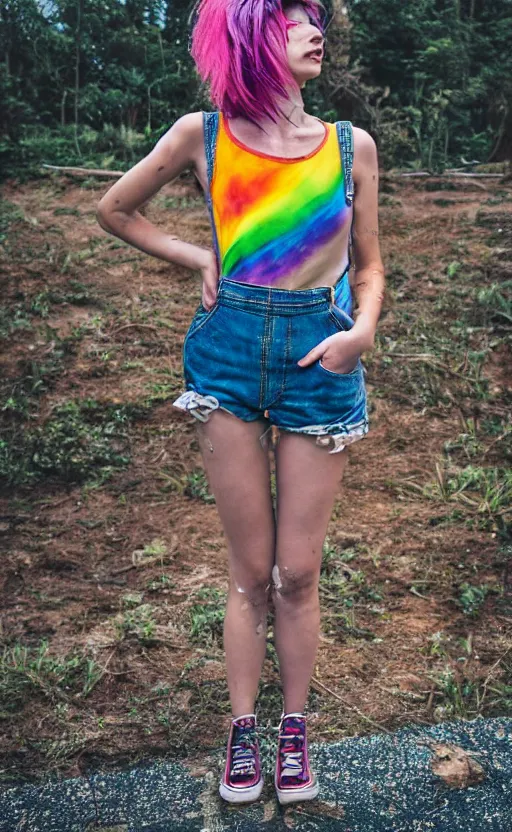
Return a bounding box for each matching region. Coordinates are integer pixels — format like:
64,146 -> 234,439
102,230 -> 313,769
298,331 -> 361,375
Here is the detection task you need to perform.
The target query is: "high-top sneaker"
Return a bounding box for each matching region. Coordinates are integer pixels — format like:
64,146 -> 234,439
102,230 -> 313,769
275,712 -> 319,805
219,713 -> 264,803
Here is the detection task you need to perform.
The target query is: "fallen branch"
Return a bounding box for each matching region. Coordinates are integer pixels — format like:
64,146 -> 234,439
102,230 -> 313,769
42,164 -> 124,178
311,676 -> 392,734
395,171 -> 504,179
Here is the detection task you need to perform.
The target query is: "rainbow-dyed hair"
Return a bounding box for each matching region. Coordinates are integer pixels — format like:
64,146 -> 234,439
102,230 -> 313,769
190,0 -> 327,125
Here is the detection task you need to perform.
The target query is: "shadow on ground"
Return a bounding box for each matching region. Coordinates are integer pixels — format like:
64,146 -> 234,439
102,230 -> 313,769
1,718 -> 511,832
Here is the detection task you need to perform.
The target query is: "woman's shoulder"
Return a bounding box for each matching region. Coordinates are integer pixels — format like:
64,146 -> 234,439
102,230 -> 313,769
156,112 -> 206,164
167,111 -> 205,139
352,125 -> 376,147
351,126 -> 379,179
351,126 -> 378,169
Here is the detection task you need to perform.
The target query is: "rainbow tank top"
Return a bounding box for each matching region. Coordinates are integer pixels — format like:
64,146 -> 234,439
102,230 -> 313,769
202,112 -> 354,312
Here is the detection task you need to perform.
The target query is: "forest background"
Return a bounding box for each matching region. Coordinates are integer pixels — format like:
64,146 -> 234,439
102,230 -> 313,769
1,0 -> 512,182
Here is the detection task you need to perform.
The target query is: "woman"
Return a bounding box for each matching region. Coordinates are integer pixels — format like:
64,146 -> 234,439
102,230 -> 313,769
97,0 -> 385,807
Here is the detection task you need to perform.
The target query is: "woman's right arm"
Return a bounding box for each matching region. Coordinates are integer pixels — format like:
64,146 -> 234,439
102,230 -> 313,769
96,112 -> 218,308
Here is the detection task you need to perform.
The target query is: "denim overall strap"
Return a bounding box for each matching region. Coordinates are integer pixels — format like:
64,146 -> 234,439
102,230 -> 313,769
333,121 -> 355,315
202,111 -> 221,268
335,120 -> 355,206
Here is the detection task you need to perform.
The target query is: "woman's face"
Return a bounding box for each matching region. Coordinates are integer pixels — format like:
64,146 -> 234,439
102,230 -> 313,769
284,3 -> 324,87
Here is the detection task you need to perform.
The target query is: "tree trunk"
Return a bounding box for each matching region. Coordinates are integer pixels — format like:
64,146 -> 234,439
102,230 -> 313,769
61,89 -> 67,127
74,0 -> 84,158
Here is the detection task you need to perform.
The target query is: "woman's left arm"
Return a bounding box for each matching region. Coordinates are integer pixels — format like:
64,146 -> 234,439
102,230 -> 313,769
297,127 -> 385,374
350,127 -> 386,349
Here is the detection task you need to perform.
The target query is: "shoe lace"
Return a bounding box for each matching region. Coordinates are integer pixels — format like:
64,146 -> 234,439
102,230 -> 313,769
279,730 -> 305,777
230,727 -> 257,777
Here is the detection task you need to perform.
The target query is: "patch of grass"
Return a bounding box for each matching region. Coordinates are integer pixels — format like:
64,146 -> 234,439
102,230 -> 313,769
53,206 -> 81,217
159,195 -> 205,211
0,304 -> 33,338
457,582 -> 489,617
189,587 -> 226,646
320,538 -> 382,640
30,283 -> 99,317
1,347 -> 75,415
0,199 -> 25,244
378,317 -> 492,409
115,603 -> 158,644
184,469 -> 215,503
398,462 -> 511,532
433,198 -> 463,207
444,420 -> 482,460
0,641 -> 104,711
430,666 -> 476,720
446,260 -> 462,277
158,466 -> 215,503
473,282 -> 512,329
146,575 -> 175,592
0,399 -> 141,487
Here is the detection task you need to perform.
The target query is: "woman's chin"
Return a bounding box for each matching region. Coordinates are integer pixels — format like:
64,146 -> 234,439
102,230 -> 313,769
293,66 -> 322,87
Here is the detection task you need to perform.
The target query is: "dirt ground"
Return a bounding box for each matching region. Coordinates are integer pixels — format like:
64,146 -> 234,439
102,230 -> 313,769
0,171 -> 510,786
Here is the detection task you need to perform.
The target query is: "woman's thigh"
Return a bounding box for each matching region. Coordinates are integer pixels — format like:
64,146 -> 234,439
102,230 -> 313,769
273,432 -> 350,584
195,409 -> 275,589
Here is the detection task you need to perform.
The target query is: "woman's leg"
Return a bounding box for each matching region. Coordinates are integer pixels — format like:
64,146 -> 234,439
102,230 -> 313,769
273,433 -> 350,714
196,410 -> 276,718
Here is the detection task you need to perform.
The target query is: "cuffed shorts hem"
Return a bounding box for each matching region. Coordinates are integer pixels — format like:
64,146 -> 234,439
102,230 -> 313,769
277,420 -> 369,453
173,390 -> 369,453
172,389 -> 263,425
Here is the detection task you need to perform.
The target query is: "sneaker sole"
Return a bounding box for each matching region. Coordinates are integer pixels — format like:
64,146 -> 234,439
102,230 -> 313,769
219,777 -> 264,804
275,779 -> 320,805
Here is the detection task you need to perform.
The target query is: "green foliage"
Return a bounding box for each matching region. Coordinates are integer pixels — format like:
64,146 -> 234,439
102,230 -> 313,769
184,469 -> 215,503
189,587 -> 226,646
0,640 -> 104,711
430,666 -> 476,720
0,199 -> 25,242
115,603 -> 158,643
0,0 -> 510,178
457,583 -> 489,617
346,0 -> 512,167
0,399 -> 138,487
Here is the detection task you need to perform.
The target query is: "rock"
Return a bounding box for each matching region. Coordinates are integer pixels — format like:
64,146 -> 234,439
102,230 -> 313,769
430,743 -> 486,788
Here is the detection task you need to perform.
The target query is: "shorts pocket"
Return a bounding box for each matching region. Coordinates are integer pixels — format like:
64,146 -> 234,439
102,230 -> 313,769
328,303 -> 355,333
184,301 -> 220,345
318,356 -> 362,378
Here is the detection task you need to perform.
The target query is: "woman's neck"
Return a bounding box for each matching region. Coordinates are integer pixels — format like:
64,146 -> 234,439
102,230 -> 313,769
233,92 -> 313,138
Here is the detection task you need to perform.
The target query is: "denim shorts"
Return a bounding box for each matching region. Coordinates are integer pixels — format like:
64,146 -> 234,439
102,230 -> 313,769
173,278 -> 369,453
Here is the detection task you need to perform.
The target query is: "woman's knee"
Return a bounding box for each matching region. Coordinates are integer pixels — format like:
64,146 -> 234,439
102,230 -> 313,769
272,563 -> 319,604
230,566 -> 273,607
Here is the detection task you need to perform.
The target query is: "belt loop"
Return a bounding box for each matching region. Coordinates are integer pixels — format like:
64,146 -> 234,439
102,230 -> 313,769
330,285 -> 335,305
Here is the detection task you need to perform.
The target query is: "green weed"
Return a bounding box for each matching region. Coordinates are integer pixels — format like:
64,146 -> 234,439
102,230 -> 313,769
474,282 -> 512,328
430,666 -> 476,720
0,399 -> 138,487
115,604 -> 157,643
184,469 -> 215,503
0,641 -> 104,710
400,462 -> 511,531
189,587 -> 226,646
146,575 -> 175,592
0,304 -> 33,337
320,538 -> 382,639
457,582 -> 489,616
53,207 -> 81,217
0,200 -> 25,244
